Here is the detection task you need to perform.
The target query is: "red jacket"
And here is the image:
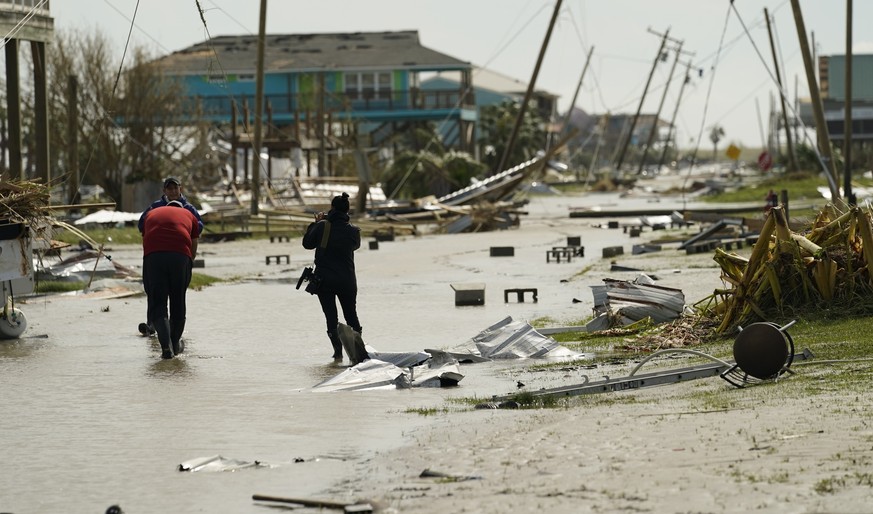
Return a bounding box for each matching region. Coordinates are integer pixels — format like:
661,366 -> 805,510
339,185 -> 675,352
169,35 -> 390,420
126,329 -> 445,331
143,206 -> 199,258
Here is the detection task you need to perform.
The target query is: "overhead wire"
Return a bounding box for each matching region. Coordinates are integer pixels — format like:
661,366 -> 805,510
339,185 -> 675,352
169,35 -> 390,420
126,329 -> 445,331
728,2 -> 837,193
680,1 -> 732,208
387,0 -> 552,199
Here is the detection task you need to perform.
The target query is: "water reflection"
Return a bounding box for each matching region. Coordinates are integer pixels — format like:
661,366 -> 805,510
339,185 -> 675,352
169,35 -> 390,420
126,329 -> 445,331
146,356 -> 192,378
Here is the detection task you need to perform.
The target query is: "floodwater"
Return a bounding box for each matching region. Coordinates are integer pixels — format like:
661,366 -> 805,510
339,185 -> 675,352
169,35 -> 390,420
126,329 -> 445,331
0,190 -> 724,513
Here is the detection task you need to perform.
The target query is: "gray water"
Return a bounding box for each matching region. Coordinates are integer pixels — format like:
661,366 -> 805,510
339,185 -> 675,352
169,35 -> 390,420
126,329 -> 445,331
0,191 -> 723,513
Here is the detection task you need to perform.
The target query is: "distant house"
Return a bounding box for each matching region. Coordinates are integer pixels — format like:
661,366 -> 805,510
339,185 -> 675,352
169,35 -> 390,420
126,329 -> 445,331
421,66 -> 561,155
151,31 -> 478,175
799,53 -> 873,145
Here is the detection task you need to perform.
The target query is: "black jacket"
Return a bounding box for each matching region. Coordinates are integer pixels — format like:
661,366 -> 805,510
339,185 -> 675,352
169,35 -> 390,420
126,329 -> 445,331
302,210 -> 361,292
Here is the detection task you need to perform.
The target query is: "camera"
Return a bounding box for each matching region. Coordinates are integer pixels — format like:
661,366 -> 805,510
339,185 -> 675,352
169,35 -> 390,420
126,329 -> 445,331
296,266 -> 314,290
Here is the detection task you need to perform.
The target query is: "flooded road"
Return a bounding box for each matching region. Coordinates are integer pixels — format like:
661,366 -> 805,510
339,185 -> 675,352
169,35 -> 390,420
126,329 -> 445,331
0,192 -> 724,513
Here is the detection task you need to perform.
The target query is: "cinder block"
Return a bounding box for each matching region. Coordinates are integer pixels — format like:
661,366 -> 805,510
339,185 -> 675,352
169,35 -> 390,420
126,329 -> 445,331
602,246 -> 624,258
567,236 -> 581,246
193,258 -> 205,268
369,241 -> 379,250
490,246 -> 514,257
451,283 -> 485,306
607,221 -> 620,229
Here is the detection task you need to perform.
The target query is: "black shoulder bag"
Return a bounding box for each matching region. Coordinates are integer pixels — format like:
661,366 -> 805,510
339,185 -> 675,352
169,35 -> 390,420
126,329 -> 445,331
297,221 -> 330,295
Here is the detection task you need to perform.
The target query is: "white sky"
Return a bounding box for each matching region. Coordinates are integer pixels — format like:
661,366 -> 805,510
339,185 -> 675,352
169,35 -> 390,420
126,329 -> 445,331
50,0 -> 873,150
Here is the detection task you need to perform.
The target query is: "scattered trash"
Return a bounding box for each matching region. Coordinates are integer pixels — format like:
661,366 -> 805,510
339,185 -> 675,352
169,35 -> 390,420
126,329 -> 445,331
252,494 -> 371,512
429,316 -> 583,362
178,455 -> 264,472
419,468 -> 483,481
586,275 -> 685,332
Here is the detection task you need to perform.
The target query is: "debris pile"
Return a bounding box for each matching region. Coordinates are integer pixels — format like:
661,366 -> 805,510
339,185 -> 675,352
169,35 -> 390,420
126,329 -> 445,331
704,204 -> 873,333
586,274 -> 686,332
0,180 -> 50,223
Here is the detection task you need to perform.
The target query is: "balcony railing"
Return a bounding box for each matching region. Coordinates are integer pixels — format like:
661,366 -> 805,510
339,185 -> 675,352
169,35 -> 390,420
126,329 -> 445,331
0,0 -> 50,12
187,88 -> 475,120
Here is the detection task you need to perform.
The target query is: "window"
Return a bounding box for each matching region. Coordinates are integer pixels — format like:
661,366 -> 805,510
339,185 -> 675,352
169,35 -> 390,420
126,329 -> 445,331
344,72 -> 392,101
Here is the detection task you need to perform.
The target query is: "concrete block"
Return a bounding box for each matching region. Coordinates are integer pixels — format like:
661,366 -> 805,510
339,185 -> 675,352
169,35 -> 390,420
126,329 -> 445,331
369,241 -> 379,250
602,246 -> 624,258
490,246 -> 514,257
451,283 -> 485,306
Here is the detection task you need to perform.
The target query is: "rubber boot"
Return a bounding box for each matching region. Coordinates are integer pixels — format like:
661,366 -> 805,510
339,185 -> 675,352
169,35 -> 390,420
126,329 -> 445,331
170,318 -> 186,355
327,331 -> 343,360
154,318 -> 173,359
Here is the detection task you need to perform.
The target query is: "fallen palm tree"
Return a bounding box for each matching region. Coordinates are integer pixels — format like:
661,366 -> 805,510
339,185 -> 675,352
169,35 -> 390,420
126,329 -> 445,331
701,204 -> 873,333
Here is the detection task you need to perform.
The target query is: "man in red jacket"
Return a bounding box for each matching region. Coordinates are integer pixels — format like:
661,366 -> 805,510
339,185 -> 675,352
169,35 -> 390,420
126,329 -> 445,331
142,200 -> 199,359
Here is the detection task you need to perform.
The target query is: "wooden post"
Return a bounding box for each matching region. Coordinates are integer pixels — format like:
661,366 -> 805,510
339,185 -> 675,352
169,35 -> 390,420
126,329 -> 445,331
67,75 -> 80,204
5,39 -> 22,179
31,41 -> 49,185
250,0 -> 267,215
844,0 -> 854,205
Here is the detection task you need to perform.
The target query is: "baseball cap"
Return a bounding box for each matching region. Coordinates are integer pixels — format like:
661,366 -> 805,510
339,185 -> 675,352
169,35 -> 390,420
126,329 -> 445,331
164,177 -> 181,187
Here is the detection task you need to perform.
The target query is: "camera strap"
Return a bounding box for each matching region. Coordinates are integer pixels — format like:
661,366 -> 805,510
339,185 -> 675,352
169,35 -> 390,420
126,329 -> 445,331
319,221 -> 332,249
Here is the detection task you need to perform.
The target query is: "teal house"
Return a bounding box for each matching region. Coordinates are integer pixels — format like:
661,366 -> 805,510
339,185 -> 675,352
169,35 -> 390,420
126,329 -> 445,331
152,31 -> 478,156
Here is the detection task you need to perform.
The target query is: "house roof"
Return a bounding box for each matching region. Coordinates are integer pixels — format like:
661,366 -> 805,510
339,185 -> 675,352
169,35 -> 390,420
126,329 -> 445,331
153,30 -> 471,75
469,67 -> 559,99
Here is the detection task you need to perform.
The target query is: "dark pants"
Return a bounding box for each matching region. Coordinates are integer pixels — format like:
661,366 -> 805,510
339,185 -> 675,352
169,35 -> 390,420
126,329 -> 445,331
317,287 -> 361,334
143,251 -> 192,326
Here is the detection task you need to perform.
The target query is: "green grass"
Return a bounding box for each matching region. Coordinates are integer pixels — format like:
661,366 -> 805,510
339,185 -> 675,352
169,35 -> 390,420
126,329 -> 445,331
53,226 -> 143,246
34,281 -> 86,294
704,172 -> 873,204
51,225 -> 303,246
190,273 -> 223,290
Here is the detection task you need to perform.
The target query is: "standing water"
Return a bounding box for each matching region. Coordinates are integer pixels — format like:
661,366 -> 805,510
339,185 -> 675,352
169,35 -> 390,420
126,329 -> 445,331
0,192 -> 722,512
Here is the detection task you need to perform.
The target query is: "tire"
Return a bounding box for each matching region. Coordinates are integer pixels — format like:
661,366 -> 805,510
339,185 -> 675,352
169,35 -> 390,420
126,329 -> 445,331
0,308 -> 27,339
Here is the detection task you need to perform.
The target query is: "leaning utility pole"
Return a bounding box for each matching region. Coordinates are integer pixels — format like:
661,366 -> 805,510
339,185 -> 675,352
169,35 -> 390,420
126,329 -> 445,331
561,46 -> 594,181
764,8 -> 798,172
638,40 -> 686,174
614,28 -> 670,172
250,0 -> 267,215
790,0 -> 839,200
495,0 -> 562,175
561,46 -> 595,137
657,60 -> 692,170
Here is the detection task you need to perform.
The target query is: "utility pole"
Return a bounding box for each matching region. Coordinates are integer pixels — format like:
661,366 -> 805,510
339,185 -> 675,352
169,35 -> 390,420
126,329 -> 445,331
790,0 -> 839,200
250,0 -> 267,215
657,59 -> 692,170
561,46 -> 594,181
844,0 -> 854,205
764,8 -> 798,172
496,0 -> 562,175
638,40 -> 688,174
614,28 -> 670,172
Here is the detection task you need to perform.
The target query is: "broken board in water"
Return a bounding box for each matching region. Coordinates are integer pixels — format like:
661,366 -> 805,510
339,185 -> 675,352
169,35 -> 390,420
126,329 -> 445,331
337,323 -> 369,364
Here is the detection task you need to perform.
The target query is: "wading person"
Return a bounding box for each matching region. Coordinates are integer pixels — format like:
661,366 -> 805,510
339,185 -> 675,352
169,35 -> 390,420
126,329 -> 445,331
142,201 -> 199,359
302,192 -> 367,362
137,177 -> 203,336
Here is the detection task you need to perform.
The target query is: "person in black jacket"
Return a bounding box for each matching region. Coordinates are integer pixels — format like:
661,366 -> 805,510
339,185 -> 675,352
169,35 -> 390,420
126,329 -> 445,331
302,193 -> 365,361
